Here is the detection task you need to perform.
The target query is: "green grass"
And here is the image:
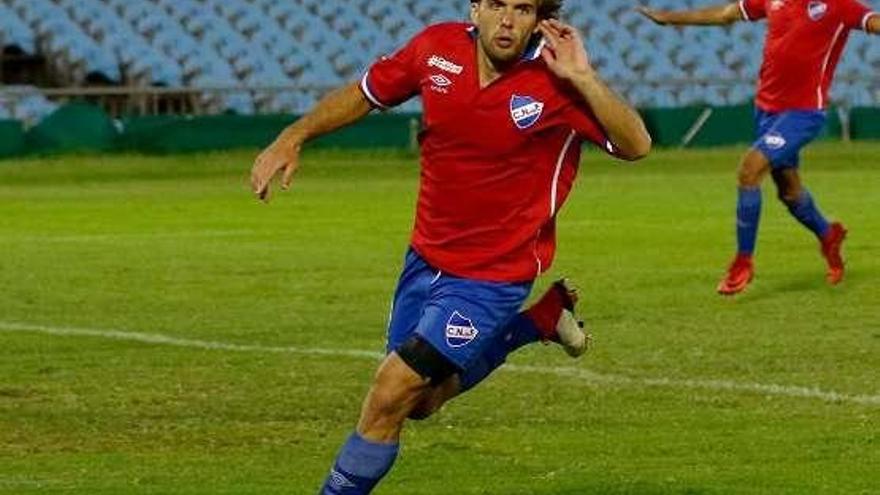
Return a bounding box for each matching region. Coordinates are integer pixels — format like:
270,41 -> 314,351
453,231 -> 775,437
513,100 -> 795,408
1,143 -> 879,494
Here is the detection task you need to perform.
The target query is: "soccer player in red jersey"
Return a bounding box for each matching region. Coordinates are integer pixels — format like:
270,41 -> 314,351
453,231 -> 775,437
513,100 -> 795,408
640,0 -> 880,295
252,0 -> 651,491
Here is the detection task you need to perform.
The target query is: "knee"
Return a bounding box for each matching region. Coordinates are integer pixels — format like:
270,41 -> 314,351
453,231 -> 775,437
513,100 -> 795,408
772,172 -> 802,204
368,382 -> 416,420
737,164 -> 762,187
359,358 -> 431,435
407,375 -> 460,421
738,152 -> 769,187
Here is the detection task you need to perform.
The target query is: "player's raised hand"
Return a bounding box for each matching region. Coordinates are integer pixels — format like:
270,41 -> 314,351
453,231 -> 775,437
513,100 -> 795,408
636,6 -> 670,25
250,141 -> 300,203
538,19 -> 591,81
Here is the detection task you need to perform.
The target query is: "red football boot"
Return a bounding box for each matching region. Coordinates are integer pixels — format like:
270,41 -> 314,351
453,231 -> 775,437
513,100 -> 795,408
821,222 -> 847,285
717,254 -> 754,295
524,279 -> 590,357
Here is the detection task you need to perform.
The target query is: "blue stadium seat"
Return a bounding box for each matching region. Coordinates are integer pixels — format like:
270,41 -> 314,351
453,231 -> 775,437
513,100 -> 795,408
2,0 -> 875,115
0,6 -> 36,54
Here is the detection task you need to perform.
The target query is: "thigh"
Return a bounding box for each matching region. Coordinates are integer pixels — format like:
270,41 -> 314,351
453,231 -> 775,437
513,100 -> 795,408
414,274 -> 532,373
753,110 -> 826,169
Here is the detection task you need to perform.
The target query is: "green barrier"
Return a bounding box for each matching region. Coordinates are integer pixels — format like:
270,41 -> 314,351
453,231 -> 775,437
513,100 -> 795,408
688,104 -> 755,147
24,102 -> 118,154
640,104 -> 755,147
118,112 -> 417,154
0,119 -> 25,158
850,107 -> 880,139
0,101 -> 868,159
117,114 -> 295,154
639,106 -> 707,147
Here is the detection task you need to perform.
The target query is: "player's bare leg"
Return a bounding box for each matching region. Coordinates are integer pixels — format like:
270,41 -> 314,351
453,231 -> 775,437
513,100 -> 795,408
408,375 -> 460,420
718,149 -> 770,295
356,353 -> 433,442
772,168 -> 847,285
320,353 -> 430,494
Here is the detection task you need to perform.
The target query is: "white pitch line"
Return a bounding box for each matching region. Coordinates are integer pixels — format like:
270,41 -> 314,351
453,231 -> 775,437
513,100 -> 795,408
2,321 -> 879,407
0,230 -> 256,244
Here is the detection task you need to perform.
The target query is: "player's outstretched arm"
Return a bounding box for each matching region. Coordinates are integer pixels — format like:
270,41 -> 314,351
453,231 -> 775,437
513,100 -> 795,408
637,2 -> 743,26
251,82 -> 372,202
539,19 -> 651,161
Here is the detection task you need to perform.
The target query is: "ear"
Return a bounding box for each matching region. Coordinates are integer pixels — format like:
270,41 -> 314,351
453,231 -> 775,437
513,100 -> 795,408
469,1 -> 480,24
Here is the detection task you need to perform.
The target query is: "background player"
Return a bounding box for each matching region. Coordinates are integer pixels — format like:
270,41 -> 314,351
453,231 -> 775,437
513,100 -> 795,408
252,0 -> 651,492
639,0 -> 880,295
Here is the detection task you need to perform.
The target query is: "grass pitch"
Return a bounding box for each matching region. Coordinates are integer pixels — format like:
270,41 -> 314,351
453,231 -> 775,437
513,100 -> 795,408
1,143 -> 879,494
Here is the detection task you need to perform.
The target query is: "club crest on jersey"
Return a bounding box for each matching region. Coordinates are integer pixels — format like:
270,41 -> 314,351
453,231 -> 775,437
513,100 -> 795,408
807,1 -> 828,20
445,311 -> 479,348
510,95 -> 544,130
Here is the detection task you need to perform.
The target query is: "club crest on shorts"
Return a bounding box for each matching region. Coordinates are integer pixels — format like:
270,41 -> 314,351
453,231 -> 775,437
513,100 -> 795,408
807,1 -> 828,20
764,132 -> 787,150
445,311 -> 479,348
510,94 -> 544,130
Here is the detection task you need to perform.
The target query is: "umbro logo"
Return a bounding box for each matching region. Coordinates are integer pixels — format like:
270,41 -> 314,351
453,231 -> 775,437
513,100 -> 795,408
427,55 -> 463,75
328,469 -> 356,489
430,74 -> 452,87
429,74 -> 453,94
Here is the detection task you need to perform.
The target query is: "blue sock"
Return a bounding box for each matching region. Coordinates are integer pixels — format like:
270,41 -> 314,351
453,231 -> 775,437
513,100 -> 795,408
459,313 -> 541,391
736,187 -> 762,256
320,433 -> 399,495
785,189 -> 830,239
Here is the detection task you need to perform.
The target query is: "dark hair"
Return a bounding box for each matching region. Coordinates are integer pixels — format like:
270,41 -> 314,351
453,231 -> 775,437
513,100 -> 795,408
537,0 -> 563,19
470,0 -> 563,20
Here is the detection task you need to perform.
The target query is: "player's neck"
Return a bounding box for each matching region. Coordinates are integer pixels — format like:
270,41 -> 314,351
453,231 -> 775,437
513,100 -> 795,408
475,45 -> 514,88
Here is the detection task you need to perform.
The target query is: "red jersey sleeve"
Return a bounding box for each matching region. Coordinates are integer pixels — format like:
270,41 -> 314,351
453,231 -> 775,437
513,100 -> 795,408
563,102 -> 619,157
359,32 -> 426,109
839,0 -> 875,30
739,0 -> 767,21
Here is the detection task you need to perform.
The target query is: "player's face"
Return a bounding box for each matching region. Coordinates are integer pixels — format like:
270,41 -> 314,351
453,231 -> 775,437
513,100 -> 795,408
471,0 -> 540,65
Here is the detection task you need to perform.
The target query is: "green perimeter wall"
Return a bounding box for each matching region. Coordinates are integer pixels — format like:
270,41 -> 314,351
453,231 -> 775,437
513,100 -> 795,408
1,102 -> 878,159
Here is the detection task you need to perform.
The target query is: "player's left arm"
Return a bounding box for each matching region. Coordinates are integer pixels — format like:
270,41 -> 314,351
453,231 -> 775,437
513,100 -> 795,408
539,19 -> 651,161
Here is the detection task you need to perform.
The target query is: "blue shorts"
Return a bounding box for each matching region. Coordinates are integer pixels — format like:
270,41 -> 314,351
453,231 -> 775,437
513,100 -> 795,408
753,109 -> 826,169
385,248 -> 532,373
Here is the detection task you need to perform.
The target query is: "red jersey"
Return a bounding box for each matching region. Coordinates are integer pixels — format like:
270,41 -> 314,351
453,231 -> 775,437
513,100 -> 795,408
739,0 -> 877,111
359,23 -> 619,282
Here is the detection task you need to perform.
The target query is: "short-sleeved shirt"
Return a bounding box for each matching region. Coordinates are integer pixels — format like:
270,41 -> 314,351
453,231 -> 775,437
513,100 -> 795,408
360,22 -> 619,282
739,0 -> 877,112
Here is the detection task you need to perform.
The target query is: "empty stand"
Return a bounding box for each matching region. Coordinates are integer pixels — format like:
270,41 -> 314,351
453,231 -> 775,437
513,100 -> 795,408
0,0 -> 877,118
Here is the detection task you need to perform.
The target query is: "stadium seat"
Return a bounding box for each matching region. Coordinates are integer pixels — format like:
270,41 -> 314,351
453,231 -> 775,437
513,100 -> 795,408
0,0 -> 875,118
0,5 -> 36,55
